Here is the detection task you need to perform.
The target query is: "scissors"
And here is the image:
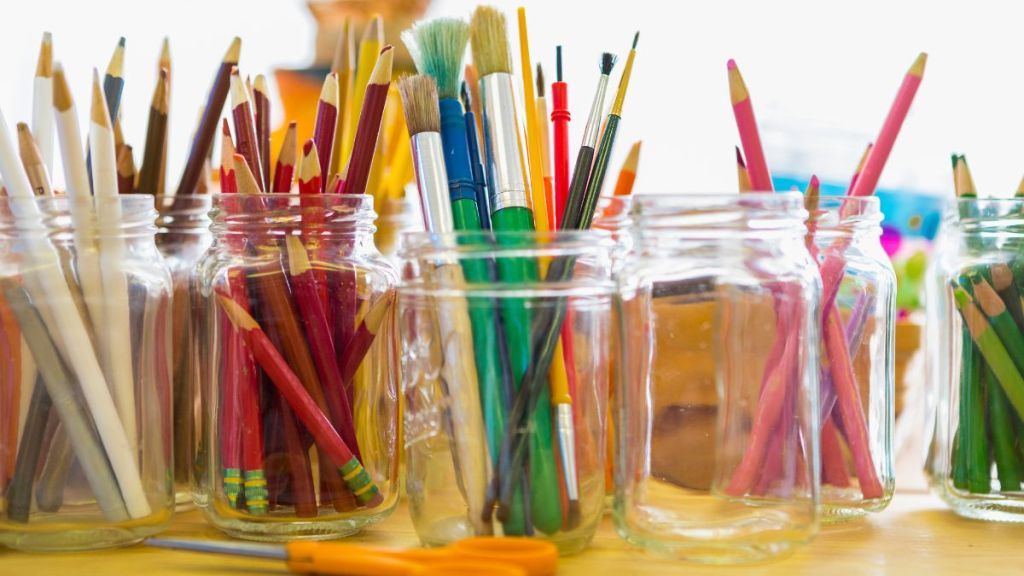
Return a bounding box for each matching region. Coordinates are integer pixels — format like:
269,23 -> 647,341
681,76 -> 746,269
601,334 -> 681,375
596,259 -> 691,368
146,536 -> 558,576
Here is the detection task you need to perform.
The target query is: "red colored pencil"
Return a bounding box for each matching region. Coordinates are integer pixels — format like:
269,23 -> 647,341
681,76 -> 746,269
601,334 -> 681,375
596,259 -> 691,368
253,75 -> 272,189
230,68 -> 265,192
338,295 -> 392,385
285,236 -> 361,460
297,140 -> 331,323
217,293 -> 382,507
550,46 -> 570,226
219,120 -> 237,193
313,73 -> 339,193
175,37 -> 240,197
849,53 -> 926,198
227,268 -> 267,514
272,122 -> 297,193
298,140 -> 322,196
278,398 -> 318,517
727,59 -> 773,192
340,46 -> 393,196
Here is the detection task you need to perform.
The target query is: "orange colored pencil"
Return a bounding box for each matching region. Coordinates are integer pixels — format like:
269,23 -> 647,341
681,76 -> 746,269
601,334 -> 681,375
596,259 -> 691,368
613,141 -> 641,197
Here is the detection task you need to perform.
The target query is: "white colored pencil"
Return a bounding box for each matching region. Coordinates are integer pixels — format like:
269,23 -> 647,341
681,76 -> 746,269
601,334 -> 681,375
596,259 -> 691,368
88,69 -> 138,463
0,104 -> 150,519
53,65 -> 105,340
32,32 -> 54,175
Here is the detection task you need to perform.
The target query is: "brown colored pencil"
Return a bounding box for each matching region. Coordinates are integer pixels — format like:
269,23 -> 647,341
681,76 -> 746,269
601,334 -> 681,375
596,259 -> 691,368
174,37 -> 240,197
341,45 -> 393,195
16,123 -> 52,196
117,144 -> 136,195
253,74 -> 271,188
137,68 -> 169,196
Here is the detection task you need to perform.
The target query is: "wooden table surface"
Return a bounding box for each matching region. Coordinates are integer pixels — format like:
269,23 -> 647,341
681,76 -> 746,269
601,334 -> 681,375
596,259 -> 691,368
2,490 -> 1022,575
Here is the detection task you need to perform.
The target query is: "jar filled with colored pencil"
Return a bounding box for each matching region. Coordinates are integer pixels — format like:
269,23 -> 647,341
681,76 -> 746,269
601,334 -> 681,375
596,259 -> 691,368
398,230 -> 617,554
927,197 -> 1024,522
809,196 -> 895,520
615,193 -> 820,563
0,195 -> 175,551
155,195 -> 212,508
195,192 -> 399,540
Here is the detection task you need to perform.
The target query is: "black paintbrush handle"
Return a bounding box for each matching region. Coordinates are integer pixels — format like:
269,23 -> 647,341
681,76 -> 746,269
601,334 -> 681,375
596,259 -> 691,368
560,146 -> 595,231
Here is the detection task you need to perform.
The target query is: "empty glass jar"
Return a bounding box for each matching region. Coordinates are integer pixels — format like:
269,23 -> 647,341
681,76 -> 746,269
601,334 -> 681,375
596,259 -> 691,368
196,193 -> 399,540
615,193 -> 820,563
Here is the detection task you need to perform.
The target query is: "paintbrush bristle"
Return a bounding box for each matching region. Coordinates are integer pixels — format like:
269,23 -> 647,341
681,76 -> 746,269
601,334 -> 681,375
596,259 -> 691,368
403,18 -> 469,101
460,81 -> 471,111
536,64 -> 545,97
600,52 -> 617,76
470,6 -> 512,77
398,75 -> 440,136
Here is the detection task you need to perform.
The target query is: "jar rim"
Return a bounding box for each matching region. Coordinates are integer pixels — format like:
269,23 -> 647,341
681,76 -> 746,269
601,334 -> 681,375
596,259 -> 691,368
399,229 -> 617,259
0,194 -> 158,238
209,192 -> 377,233
629,192 -> 808,238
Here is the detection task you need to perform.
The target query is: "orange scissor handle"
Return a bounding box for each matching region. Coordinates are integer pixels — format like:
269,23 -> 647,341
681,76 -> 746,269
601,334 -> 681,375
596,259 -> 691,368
286,542 -> 420,576
450,537 -> 559,576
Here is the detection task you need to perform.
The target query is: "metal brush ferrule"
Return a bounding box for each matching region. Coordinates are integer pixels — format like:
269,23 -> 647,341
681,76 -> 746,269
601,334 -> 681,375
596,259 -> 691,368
411,132 -> 454,235
581,75 -> 611,149
556,403 -> 579,502
480,72 -> 529,212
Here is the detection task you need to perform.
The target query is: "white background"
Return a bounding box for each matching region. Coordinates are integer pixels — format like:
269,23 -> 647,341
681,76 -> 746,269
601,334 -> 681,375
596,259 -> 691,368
0,0 -> 1016,197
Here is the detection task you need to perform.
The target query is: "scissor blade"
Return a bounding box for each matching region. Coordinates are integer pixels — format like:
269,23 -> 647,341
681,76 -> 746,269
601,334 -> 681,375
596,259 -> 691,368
145,538 -> 288,561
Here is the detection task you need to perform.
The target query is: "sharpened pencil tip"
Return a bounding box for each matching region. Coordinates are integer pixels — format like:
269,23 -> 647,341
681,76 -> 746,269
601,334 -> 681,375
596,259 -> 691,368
909,52 -> 927,77
735,145 -> 746,167
106,39 -> 126,79
90,69 -> 111,127
810,174 -> 820,188
727,58 -> 737,71
223,37 -> 242,64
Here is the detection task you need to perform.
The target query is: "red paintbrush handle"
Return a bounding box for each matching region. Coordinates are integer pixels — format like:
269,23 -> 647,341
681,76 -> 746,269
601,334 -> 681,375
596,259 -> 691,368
551,81 -> 570,228
823,308 -> 883,498
290,263 -> 361,460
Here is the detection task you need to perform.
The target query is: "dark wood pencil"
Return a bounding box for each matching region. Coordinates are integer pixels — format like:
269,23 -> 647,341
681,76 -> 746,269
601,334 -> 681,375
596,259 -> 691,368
174,37 -> 240,197
137,69 -> 169,195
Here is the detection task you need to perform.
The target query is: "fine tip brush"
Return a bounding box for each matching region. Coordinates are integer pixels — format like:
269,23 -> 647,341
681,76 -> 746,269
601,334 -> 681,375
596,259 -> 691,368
559,51 -> 616,230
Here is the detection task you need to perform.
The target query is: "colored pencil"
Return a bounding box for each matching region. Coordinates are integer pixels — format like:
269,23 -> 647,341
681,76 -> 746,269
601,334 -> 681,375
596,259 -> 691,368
343,15 -> 383,164
313,73 -> 340,193
845,143 -> 872,195
954,286 -> 1024,420
230,68 -> 265,192
89,69 -> 139,463
217,293 -> 382,507
1,99 -> 150,519
331,18 -> 354,176
138,68 -> 169,195
848,53 -> 926,198
735,145 -> 752,193
156,39 -> 171,198
272,122 -> 297,193
32,32 -> 54,175
17,123 -> 52,197
253,75 -> 272,189
175,37 -> 240,197
727,59 -> 772,192
116,144 -> 135,195
341,46 -> 393,195
219,120 -> 237,193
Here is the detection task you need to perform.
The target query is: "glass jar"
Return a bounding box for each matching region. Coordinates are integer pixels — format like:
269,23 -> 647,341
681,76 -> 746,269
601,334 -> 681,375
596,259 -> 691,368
196,193 -> 399,540
399,230 -> 617,554
0,195 -> 174,551
615,193 -> 821,563
926,198 -> 1024,521
155,195 -> 212,508
811,196 -> 895,521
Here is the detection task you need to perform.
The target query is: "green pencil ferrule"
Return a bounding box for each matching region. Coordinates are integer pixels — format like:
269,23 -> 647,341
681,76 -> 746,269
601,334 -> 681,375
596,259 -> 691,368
340,457 -> 379,504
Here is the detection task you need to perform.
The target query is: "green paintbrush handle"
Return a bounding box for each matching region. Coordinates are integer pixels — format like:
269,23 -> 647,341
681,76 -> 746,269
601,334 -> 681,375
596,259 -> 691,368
491,206 -> 562,534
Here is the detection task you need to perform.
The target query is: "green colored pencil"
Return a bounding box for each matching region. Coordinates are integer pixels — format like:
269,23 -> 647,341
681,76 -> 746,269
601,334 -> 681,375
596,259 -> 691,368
954,286 -> 1024,421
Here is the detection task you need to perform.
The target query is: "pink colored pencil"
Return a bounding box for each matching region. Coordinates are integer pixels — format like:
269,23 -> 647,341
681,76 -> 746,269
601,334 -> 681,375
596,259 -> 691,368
848,53 -> 926,198
727,59 -> 773,192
